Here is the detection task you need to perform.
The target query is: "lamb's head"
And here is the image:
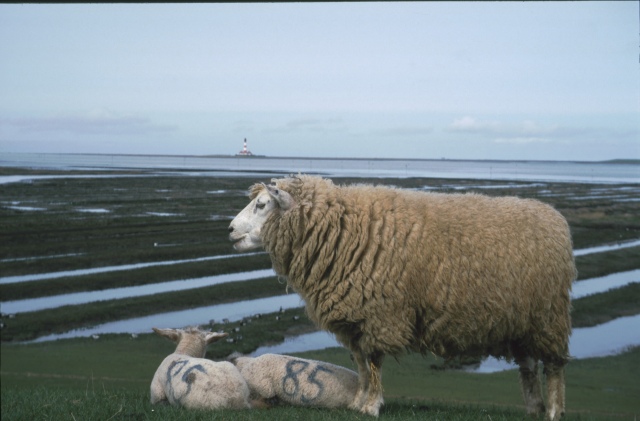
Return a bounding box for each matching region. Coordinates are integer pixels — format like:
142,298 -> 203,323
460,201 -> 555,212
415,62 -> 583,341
153,327 -> 228,358
228,182 -> 295,252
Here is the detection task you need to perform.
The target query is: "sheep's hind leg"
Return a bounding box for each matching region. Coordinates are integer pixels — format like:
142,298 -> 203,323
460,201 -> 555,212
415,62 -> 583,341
516,356 -> 545,417
543,361 -> 566,421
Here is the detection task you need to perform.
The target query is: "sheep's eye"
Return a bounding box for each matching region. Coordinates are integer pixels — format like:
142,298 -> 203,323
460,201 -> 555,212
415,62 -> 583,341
256,202 -> 266,210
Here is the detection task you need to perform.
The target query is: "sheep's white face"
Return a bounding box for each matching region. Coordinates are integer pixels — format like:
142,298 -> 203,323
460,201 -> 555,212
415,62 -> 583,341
228,189 -> 275,251
228,184 -> 294,252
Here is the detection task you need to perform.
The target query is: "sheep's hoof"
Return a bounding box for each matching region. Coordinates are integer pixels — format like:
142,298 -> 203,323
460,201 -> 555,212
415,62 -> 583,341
544,410 -> 564,421
525,403 -> 545,417
360,403 -> 381,417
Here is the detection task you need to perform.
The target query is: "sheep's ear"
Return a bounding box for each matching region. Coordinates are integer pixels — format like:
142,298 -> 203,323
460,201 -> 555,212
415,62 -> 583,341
266,184 -> 295,211
153,327 -> 180,343
205,331 -> 228,345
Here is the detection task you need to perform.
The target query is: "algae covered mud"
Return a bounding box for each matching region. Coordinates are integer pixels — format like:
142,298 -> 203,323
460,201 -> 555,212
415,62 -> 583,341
0,160 -> 639,363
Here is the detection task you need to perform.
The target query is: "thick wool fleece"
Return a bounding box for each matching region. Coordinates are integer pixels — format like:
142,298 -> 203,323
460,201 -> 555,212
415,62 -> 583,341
258,175 -> 575,363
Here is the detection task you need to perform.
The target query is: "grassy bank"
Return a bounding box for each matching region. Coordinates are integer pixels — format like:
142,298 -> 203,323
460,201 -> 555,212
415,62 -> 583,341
2,332 -> 638,420
1,168 -> 639,420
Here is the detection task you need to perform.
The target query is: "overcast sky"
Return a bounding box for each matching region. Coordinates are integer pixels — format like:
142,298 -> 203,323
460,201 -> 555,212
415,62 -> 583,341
1,2 -> 638,161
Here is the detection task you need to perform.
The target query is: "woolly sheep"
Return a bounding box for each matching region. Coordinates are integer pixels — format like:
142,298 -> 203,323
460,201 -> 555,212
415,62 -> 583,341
231,353 -> 358,409
228,175 -> 576,420
150,327 -> 251,410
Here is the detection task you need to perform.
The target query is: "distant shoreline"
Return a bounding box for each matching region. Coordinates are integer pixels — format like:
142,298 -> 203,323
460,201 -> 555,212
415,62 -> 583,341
6,152 -> 637,165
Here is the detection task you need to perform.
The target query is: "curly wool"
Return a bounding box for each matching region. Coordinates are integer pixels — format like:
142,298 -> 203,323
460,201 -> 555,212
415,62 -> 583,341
257,175 -> 575,363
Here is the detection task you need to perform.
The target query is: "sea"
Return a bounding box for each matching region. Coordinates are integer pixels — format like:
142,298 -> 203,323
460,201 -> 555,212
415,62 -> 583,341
1,152 -> 639,183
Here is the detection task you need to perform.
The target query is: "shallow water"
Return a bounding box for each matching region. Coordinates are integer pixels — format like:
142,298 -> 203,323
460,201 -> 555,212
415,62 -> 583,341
2,153 -> 639,183
0,269 -> 276,314
3,264 -> 636,315
27,294 -> 303,343
250,315 -> 640,373
0,251 -> 266,284
3,239 -> 634,286
469,314 -> 640,373
251,331 -> 339,357
0,174 -> 148,185
0,253 -> 85,263
15,267 -> 639,349
572,239 -> 640,257
571,270 -> 640,299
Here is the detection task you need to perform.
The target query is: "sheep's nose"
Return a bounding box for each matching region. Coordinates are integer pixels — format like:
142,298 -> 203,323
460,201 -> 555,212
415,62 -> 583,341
228,226 -> 234,233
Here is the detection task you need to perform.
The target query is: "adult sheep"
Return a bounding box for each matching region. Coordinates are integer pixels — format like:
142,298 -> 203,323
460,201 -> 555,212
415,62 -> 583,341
228,175 -> 575,420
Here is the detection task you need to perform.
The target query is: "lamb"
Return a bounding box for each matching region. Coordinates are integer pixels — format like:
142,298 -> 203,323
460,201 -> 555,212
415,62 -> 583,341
150,327 -> 251,410
228,175 -> 576,420
231,353 -> 358,409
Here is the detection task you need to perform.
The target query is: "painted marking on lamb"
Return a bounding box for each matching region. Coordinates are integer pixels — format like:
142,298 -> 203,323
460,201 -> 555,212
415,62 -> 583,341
231,353 -> 358,409
229,175 -> 576,420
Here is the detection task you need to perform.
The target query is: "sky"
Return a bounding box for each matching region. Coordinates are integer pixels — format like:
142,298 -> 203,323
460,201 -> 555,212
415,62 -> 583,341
0,2 -> 638,161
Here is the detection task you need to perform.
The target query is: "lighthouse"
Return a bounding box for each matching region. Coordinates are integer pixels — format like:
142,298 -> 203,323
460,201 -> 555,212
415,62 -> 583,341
236,138 -> 253,156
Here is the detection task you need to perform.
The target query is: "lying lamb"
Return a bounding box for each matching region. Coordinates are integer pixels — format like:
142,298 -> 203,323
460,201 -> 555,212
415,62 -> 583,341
232,353 -> 358,409
150,327 -> 251,410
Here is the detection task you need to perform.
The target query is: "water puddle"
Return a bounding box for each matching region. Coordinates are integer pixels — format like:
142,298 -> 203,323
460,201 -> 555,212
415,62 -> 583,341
0,269 -> 276,314
0,252 -> 266,284
5,205 -> 47,211
0,174 -> 148,185
3,240 -> 635,286
27,294 -> 303,343
76,208 -> 111,213
251,331 -> 339,357
3,268 -> 637,315
0,253 -> 85,263
145,212 -> 184,217
573,239 -> 640,257
251,315 -> 640,372
421,183 -> 547,191
468,314 -> 640,373
571,270 -> 639,299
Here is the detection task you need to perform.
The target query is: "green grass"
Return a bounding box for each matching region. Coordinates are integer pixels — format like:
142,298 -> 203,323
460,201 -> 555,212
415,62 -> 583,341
1,168 -> 639,420
2,334 -> 638,420
571,282 -> 640,327
575,246 -> 640,280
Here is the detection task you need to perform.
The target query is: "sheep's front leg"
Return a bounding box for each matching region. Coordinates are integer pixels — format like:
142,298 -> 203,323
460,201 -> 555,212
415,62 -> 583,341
516,356 -> 545,416
349,350 -> 384,417
361,351 -> 384,416
349,350 -> 371,413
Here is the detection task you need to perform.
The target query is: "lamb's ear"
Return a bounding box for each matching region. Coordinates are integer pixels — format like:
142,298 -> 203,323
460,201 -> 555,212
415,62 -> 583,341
205,331 -> 229,345
153,327 -> 180,343
266,184 -> 295,211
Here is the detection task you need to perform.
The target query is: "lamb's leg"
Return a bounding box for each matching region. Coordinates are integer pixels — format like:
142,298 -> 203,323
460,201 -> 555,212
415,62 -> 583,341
360,351 -> 385,417
544,361 -> 566,421
149,375 -> 168,405
516,356 -> 545,417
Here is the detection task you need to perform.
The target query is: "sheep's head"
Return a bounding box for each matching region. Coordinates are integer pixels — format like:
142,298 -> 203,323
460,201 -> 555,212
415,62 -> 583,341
228,182 -> 295,252
153,327 -> 228,357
